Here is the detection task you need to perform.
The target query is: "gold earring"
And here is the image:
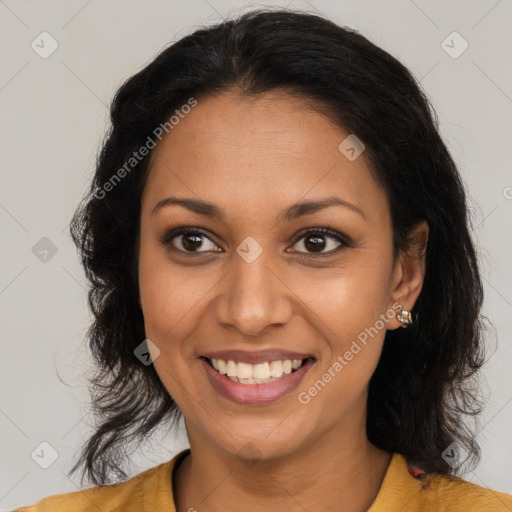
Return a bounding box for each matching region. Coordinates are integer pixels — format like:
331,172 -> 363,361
397,306 -> 412,327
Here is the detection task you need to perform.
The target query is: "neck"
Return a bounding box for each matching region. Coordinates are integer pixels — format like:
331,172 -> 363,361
173,416 -> 392,512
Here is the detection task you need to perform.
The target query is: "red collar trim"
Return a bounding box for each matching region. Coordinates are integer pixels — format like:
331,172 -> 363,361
407,464 -> 426,478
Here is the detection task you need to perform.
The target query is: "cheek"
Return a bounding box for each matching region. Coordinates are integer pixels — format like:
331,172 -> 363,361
296,258 -> 392,337
137,245 -> 224,402
138,252 -> 203,406
138,241 -> 209,340
294,258 -> 391,388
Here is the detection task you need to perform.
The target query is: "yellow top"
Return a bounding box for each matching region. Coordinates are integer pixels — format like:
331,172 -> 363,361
15,449 -> 512,511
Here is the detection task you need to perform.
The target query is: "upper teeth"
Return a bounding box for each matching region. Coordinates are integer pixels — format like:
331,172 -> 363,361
211,358 -> 304,380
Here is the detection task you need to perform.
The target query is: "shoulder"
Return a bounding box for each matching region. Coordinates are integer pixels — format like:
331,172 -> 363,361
372,453 -> 512,512
420,472 -> 512,511
13,460 -> 172,512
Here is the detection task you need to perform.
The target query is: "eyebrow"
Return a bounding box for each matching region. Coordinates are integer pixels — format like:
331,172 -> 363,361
151,195 -> 366,221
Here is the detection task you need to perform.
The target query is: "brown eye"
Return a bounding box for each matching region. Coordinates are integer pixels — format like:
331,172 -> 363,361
179,233 -> 206,252
289,228 -> 350,256
160,227 -> 221,254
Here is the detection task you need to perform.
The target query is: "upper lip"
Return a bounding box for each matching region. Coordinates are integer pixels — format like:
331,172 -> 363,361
201,349 -> 314,365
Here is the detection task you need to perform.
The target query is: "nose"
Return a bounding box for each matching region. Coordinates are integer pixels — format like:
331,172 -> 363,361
213,249 -> 294,337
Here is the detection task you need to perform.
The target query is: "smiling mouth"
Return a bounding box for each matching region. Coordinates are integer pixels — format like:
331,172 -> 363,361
201,356 -> 315,385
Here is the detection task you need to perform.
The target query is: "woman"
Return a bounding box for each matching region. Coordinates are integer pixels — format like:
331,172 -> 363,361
16,8 -> 512,512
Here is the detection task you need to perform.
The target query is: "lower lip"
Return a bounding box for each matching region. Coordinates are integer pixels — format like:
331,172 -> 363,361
200,357 -> 315,405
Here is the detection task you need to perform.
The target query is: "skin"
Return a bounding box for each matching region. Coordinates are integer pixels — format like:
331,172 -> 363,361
137,89 -> 429,512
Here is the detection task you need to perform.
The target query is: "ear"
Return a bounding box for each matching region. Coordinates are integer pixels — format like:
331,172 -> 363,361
387,220 -> 429,330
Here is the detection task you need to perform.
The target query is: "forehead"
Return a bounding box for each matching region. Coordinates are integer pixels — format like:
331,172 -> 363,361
142,90 -> 389,226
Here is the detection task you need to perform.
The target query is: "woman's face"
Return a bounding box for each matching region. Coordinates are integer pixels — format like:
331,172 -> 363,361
138,90 -> 426,461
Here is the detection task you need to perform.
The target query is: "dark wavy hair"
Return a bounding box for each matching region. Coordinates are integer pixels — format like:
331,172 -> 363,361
68,7 -> 489,486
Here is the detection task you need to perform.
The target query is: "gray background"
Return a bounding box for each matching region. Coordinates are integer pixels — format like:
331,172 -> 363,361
1,0 -> 511,508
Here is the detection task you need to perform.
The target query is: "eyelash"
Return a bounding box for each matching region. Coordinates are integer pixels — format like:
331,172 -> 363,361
159,226 -> 352,259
